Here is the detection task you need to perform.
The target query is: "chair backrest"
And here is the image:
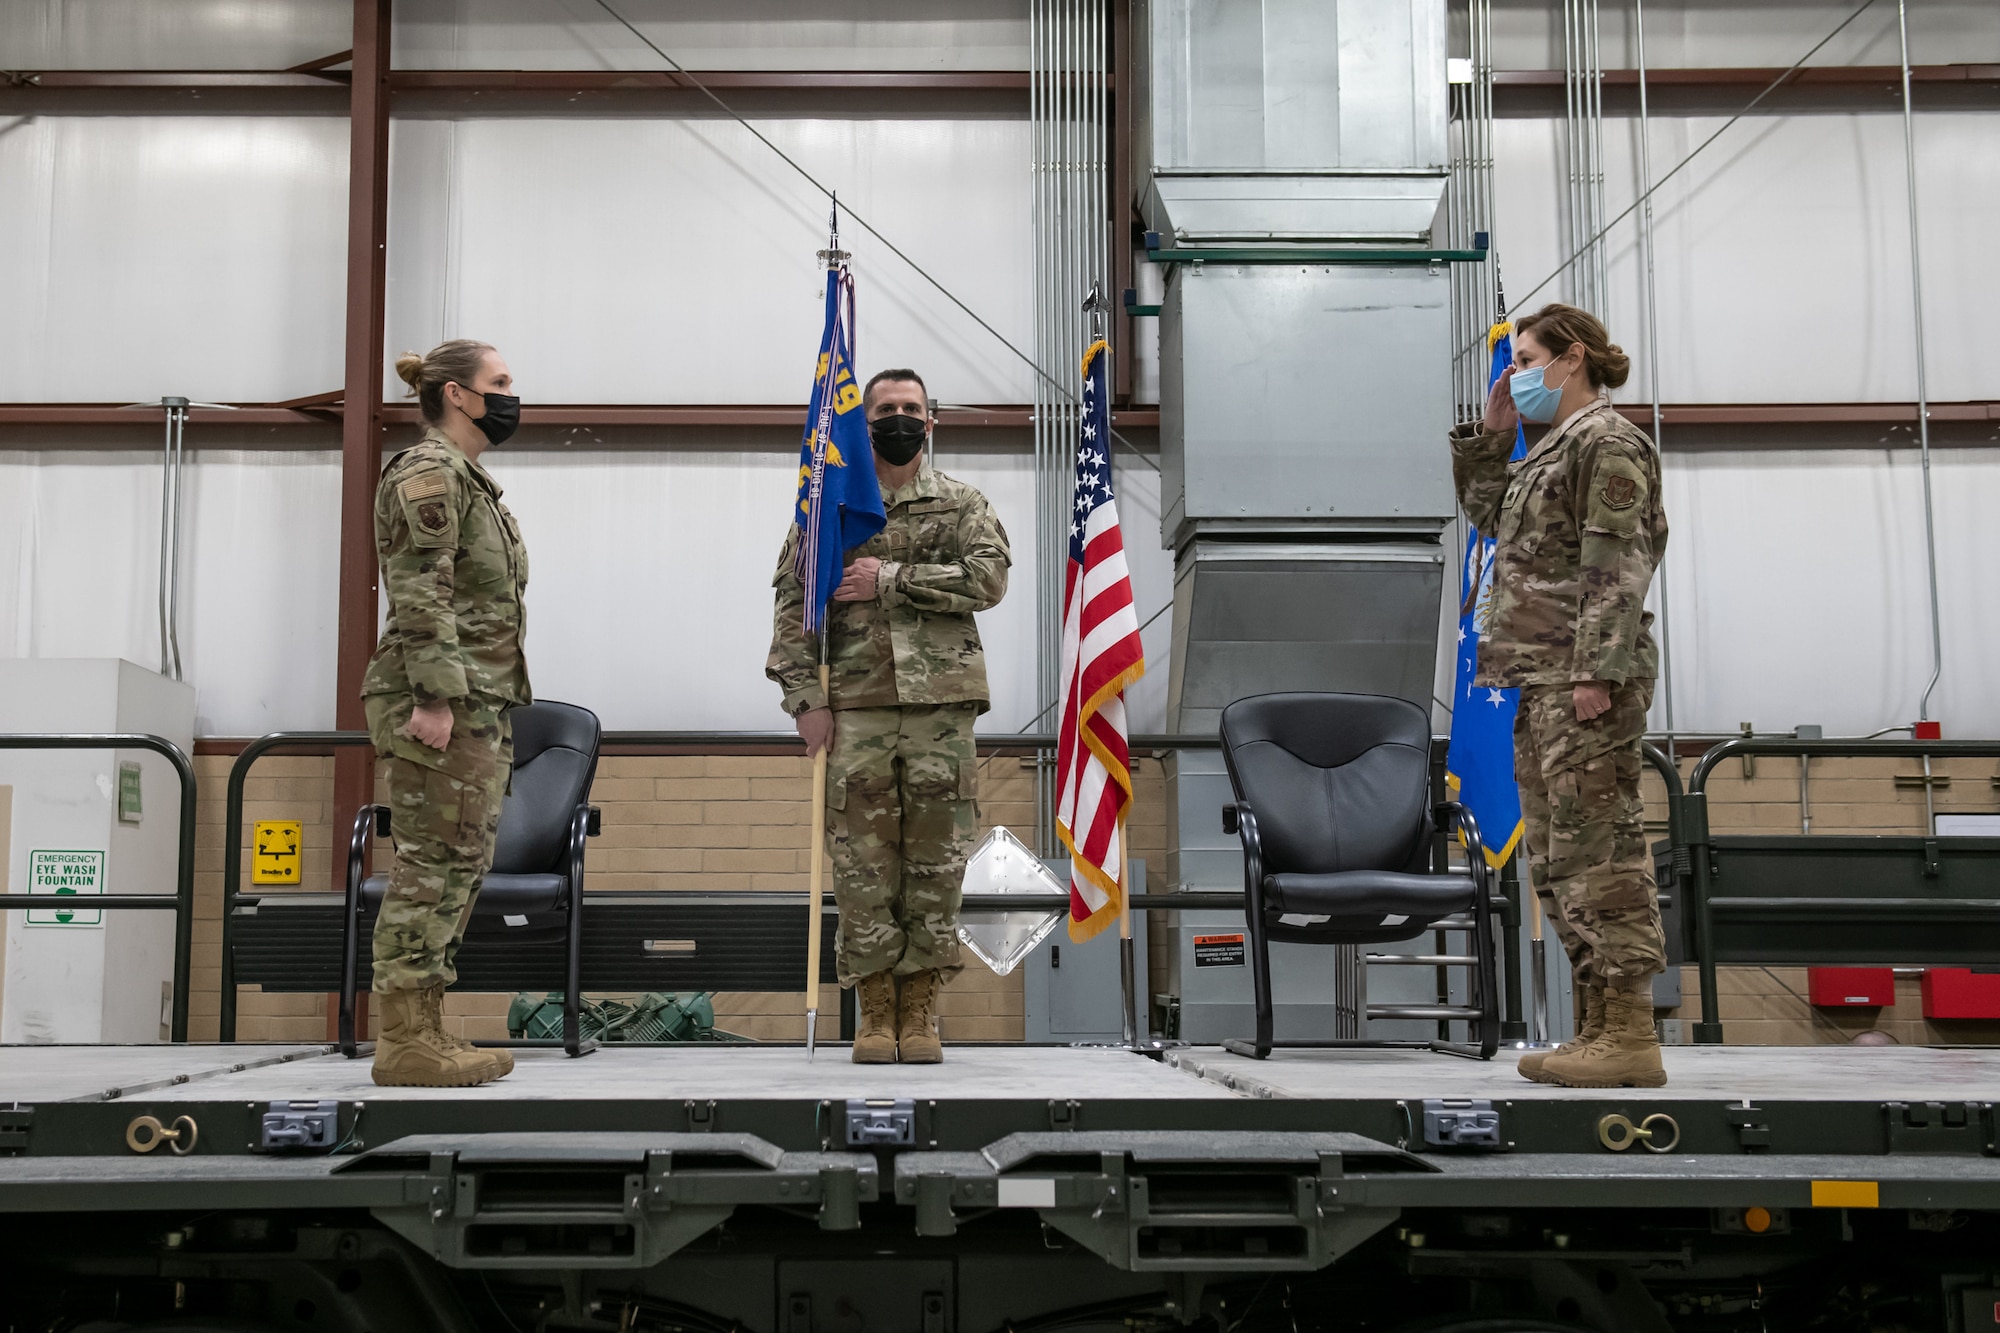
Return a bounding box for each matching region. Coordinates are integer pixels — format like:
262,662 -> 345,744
1219,692 -> 1433,877
491,701 -> 602,875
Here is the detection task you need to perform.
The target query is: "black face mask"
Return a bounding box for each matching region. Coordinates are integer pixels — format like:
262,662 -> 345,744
455,385 -> 521,447
869,413 -> 928,466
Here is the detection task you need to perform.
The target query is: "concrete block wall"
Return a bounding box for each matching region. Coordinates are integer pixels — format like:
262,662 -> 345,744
197,747 -> 2000,1048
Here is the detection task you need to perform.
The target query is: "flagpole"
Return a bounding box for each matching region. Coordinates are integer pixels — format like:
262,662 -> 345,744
804,198 -> 846,1062
1079,278 -> 1142,1050
805,649 -> 829,1060
1117,831 -> 1139,1049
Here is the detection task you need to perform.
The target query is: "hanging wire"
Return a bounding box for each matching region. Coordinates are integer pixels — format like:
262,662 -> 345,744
587,0 -> 1158,474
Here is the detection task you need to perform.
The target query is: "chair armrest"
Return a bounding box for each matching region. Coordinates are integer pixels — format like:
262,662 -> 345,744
1221,803 -> 1238,835
373,805 -> 391,837
1435,801 -> 1494,897
1232,802 -> 1265,902
586,805 -> 603,837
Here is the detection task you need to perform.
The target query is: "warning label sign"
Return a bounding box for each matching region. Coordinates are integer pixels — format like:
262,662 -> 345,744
26,849 -> 105,927
1193,933 -> 1245,968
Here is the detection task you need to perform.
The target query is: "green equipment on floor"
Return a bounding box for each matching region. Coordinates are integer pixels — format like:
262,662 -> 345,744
506,991 -> 749,1044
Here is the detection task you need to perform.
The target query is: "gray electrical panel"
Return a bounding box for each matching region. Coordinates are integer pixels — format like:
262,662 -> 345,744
1022,862 -> 1151,1044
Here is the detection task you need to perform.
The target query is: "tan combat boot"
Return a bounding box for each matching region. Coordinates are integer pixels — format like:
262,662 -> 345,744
897,970 -> 943,1065
371,988 -> 504,1088
1518,979 -> 1604,1084
422,983 -> 512,1078
1542,976 -> 1668,1088
851,971 -> 898,1064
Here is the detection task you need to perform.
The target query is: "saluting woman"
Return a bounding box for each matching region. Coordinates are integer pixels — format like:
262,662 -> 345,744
1449,304 -> 1670,1089
360,340 -> 530,1087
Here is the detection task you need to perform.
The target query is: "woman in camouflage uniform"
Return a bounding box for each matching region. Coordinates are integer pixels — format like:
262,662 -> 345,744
361,340 -> 530,1087
1449,304 -> 1670,1089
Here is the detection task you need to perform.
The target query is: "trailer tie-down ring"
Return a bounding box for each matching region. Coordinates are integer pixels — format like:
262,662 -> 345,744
1598,1112 -> 1680,1154
126,1113 -> 199,1156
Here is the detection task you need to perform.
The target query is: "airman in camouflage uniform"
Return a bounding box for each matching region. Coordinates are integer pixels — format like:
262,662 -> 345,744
1450,305 -> 1668,1089
362,379 -> 530,1085
769,370 -> 1010,1064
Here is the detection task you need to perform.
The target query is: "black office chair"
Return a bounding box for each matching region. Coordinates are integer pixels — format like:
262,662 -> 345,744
1218,692 -> 1500,1061
339,700 -> 603,1058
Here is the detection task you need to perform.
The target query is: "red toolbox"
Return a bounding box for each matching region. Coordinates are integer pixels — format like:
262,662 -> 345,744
1808,967 -> 1895,1008
1921,968 -> 2000,1020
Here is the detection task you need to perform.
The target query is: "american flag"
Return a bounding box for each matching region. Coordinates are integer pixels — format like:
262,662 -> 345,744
1055,339 -> 1146,942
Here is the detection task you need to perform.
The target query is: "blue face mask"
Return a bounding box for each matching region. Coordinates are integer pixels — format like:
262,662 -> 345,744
1509,362 -> 1575,424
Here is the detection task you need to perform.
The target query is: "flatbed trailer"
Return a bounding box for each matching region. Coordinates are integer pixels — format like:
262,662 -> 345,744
3,1042 -> 1998,1333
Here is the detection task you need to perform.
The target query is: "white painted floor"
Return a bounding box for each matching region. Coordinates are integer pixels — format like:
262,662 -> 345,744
3,1041 -> 1997,1105
129,1044 -> 1244,1103
1167,1043 -> 2000,1102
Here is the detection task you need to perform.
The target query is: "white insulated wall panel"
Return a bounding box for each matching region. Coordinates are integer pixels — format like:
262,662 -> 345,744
1656,448 -> 2000,738
393,0 -> 1030,71
0,0 -> 351,69
1489,112 -> 2000,405
5,441 -> 1997,740
0,451 -> 340,739
0,116 -> 348,405
384,117 -> 1033,407
478,442 -> 1171,735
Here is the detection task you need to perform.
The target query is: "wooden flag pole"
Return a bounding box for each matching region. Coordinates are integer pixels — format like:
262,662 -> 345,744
804,664 -> 830,1059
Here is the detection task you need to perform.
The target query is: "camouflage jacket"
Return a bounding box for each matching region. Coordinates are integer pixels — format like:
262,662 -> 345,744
361,428 -> 533,707
767,464 -> 1011,715
1449,393 -> 1666,687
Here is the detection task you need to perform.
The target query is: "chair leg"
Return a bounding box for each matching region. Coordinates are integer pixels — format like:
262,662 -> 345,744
563,885 -> 584,1058
1238,876 -> 1278,1060
338,859 -> 362,1059
1470,869 -> 1501,1060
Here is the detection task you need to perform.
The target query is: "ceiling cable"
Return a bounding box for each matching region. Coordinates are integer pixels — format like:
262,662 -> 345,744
588,0 -> 1158,472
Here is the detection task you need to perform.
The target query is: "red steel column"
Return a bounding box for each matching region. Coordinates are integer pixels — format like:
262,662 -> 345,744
331,0 -> 392,1038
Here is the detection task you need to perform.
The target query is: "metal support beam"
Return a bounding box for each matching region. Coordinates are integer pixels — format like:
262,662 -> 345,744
332,0 -> 392,915
7,65 -> 1991,118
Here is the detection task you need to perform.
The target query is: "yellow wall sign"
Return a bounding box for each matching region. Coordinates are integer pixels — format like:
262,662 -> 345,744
253,821 -> 304,885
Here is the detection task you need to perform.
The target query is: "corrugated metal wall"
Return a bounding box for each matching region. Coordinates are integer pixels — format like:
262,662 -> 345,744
2,0 -> 1996,739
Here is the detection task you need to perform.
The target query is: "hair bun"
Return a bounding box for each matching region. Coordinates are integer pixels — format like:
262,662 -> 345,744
393,352 -> 426,390
1598,342 -> 1632,390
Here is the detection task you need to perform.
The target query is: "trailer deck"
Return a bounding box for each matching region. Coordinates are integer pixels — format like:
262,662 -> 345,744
4,1042 -> 1999,1331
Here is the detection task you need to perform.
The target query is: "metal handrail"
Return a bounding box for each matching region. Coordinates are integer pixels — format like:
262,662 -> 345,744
596,731 -> 1223,751
1687,735 -> 2000,794
1680,736 -> 2000,1045
0,734 -> 196,1041
212,725 -> 1241,1041
219,731 -> 375,1041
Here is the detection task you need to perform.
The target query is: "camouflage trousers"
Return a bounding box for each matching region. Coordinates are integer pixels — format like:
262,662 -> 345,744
364,693 -> 514,993
825,703 -> 978,986
1514,678 -> 1666,984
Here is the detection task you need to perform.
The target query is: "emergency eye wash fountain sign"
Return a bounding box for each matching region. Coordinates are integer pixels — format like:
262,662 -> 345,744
26,850 -> 105,927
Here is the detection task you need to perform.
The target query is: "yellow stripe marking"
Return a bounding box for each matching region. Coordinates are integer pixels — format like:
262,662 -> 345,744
1810,1180 -> 1879,1209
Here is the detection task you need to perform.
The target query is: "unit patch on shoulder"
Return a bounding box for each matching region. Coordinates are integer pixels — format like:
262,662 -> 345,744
416,501 -> 450,534
1601,474 -> 1638,510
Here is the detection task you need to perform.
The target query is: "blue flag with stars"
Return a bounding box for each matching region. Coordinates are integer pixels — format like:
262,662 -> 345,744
792,267 -> 886,636
1445,324 -> 1528,868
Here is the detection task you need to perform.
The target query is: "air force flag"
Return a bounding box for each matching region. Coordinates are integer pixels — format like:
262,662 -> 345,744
792,267 -> 886,635
1445,323 -> 1528,868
